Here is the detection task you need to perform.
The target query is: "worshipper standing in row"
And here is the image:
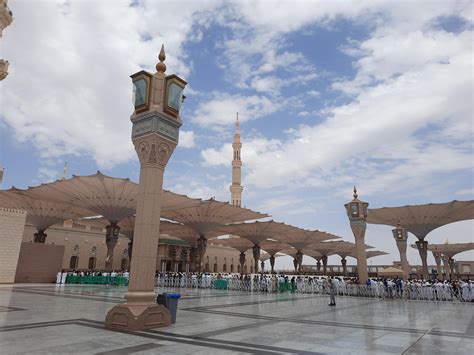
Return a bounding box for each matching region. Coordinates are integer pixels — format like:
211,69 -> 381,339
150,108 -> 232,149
56,270 -> 67,284
328,276 -> 336,306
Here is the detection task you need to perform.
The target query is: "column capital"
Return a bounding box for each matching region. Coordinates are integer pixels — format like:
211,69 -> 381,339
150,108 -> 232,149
349,218 -> 367,239
133,134 -> 176,169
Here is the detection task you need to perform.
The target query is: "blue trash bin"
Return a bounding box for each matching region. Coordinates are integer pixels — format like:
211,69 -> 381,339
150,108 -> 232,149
157,292 -> 181,323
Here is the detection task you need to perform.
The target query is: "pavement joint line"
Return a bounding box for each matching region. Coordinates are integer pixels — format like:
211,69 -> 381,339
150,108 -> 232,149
401,325 -> 435,355
78,319 -> 322,354
185,308 -> 474,339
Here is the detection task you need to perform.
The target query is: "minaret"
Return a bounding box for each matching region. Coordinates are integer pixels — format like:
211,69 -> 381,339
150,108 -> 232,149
230,113 -> 243,206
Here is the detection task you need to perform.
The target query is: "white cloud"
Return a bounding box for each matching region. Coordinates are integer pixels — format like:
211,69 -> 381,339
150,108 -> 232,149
192,93 -> 281,128
201,8 -> 473,199
178,130 -> 196,148
1,0 -> 217,169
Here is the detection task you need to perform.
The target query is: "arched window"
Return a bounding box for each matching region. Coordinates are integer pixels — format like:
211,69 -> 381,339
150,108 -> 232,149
69,256 -> 79,269
88,257 -> 96,269
91,246 -> 98,255
121,258 -> 128,271
70,244 -> 80,269
230,264 -> 234,273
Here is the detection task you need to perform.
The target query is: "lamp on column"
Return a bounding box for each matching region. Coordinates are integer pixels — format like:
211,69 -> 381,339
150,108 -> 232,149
344,186 -> 369,284
392,222 -> 409,280
105,44 -> 187,331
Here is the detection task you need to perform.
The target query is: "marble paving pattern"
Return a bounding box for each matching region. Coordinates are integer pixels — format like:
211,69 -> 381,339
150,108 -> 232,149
0,284 -> 473,354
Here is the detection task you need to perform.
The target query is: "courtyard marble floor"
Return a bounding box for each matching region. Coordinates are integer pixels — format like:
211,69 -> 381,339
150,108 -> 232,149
0,284 -> 473,354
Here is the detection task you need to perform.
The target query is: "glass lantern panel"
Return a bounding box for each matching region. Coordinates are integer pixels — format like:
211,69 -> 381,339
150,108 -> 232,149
168,82 -> 184,112
133,78 -> 147,107
351,203 -> 359,217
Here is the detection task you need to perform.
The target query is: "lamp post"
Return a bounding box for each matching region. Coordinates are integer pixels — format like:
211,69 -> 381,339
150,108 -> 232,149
392,222 -> 408,280
344,187 -> 369,284
105,45 -> 186,330
415,240 -> 429,280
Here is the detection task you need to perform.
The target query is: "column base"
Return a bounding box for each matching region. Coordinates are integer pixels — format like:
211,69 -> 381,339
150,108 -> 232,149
105,303 -> 171,331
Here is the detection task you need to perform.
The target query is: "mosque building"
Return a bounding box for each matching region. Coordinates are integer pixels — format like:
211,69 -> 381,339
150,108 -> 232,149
6,116 -> 254,282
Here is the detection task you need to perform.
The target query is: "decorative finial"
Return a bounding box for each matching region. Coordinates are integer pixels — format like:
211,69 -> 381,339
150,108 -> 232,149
156,44 -> 166,73
353,186 -> 358,199
397,220 -> 401,228
235,112 -> 240,132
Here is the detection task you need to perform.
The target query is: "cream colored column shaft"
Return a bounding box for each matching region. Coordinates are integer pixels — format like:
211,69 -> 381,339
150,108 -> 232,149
125,162 -> 165,303
432,252 -> 443,280
352,224 -> 368,283
415,240 -> 429,280
395,240 -> 408,280
442,256 -> 451,280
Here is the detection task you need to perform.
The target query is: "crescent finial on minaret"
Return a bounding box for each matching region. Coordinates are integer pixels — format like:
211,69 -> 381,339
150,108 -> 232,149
156,44 -> 167,73
353,186 -> 358,199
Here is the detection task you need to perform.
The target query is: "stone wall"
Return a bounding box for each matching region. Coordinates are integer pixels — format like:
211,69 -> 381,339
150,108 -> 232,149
15,242 -> 65,283
22,223 -> 130,271
0,208 -> 27,283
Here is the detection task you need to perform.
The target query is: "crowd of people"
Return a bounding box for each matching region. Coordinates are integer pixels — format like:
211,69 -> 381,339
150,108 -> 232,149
54,269 -> 474,302
154,272 -> 474,302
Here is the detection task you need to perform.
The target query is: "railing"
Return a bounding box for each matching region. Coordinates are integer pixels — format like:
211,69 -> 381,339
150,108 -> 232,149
154,274 -> 473,302
65,275 -> 129,286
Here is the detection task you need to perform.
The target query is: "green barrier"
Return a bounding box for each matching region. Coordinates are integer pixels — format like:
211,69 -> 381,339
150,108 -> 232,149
65,275 -> 129,286
278,282 -> 296,293
213,279 -> 228,290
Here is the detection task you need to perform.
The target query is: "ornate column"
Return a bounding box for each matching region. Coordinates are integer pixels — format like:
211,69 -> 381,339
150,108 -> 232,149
448,258 -> 456,281
415,240 -> 429,280
293,258 -> 298,272
106,45 -> 187,331
105,223 -> 120,270
322,255 -> 328,275
344,187 -> 369,284
260,260 -> 265,273
33,230 -> 47,243
252,245 -> 260,274
270,256 -> 275,274
392,223 -> 409,280
341,258 -> 347,276
432,252 -> 443,280
316,260 -> 321,274
239,252 -> 246,275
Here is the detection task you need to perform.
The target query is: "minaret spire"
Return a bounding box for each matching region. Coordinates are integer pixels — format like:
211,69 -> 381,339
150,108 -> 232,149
230,113 -> 243,207
62,162 -> 68,180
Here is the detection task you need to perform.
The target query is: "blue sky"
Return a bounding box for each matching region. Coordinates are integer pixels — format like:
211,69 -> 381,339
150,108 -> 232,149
1,0 -> 473,269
